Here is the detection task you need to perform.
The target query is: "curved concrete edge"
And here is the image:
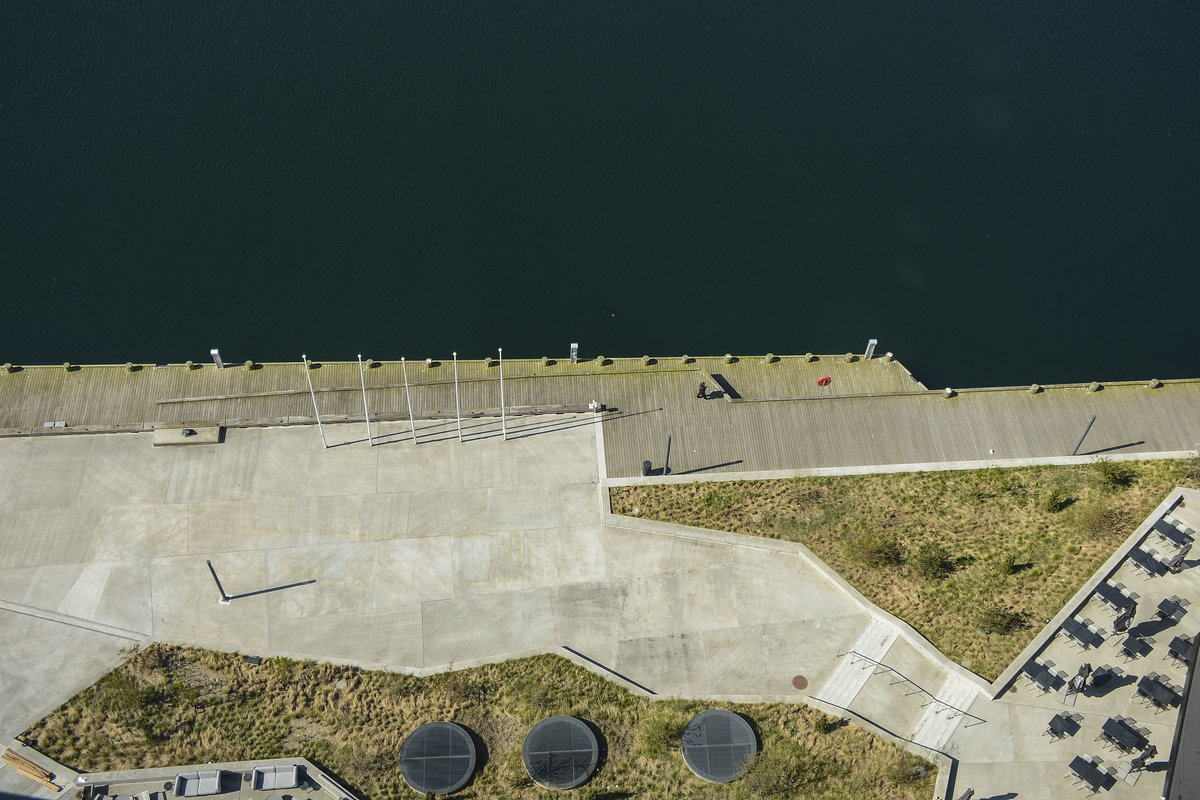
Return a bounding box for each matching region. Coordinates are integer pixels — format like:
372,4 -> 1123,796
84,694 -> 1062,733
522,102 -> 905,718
600,512 -> 994,697
602,450 -> 1200,488
988,485 -> 1195,698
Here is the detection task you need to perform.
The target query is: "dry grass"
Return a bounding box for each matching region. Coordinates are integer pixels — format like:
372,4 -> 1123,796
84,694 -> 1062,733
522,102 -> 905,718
612,456 -> 1200,680
22,645 -> 932,800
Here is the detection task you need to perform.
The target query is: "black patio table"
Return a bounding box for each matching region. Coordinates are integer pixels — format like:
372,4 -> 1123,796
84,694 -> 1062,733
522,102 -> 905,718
1099,717 -> 1144,753
1128,548 -> 1162,578
1093,582 -> 1133,613
1157,596 -> 1188,622
1067,755 -> 1106,794
1168,635 -> 1194,664
1120,634 -> 1153,660
1152,518 -> 1192,548
1137,675 -> 1177,709
1023,663 -> 1056,693
1047,713 -> 1072,739
1061,617 -> 1104,649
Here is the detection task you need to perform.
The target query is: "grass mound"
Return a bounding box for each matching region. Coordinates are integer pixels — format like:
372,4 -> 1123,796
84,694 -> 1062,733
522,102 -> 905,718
23,645 -> 933,800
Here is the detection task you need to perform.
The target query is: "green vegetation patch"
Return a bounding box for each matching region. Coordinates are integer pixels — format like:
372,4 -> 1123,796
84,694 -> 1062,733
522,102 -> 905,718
23,645 -> 933,800
612,456 -> 1200,680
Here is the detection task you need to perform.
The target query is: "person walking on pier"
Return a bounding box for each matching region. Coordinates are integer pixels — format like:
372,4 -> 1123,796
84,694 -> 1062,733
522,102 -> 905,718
697,381 -> 707,400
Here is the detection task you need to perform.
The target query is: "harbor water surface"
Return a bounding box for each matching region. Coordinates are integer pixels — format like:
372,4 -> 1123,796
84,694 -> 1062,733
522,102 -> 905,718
2,2 -> 1198,389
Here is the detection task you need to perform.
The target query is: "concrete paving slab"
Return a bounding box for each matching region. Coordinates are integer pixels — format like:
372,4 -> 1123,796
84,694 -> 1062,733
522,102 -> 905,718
91,559 -> 155,634
698,624 -> 778,695
0,436 -> 33,507
406,488 -> 488,536
370,537 -> 456,608
451,533 -> 527,596
522,526 -> 609,589
187,498 -> 304,553
150,553 -> 270,650
759,615 -> 870,696
297,494 -> 366,544
0,508 -> 101,569
303,439 -> 378,498
0,610 -> 134,740
245,426 -> 314,498
374,440 -> 457,491
485,487 -> 560,530
558,483 -> 602,526
729,546 -> 855,627
420,588 -> 556,668
599,526 -> 734,580
359,491 -> 411,539
14,435 -> 95,508
615,567 -> 739,641
615,632 -> 708,697
263,543 -> 373,618
269,606 -> 424,667
163,430 -> 262,504
77,437 -> 176,506
92,503 -> 189,560
551,580 -> 624,666
0,566 -> 42,605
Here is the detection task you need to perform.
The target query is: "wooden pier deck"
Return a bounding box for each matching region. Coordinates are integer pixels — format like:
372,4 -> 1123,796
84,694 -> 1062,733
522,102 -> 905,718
2,356 -> 1198,478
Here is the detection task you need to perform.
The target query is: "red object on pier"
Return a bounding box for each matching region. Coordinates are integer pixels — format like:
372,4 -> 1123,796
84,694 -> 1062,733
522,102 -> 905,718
817,376 -> 831,387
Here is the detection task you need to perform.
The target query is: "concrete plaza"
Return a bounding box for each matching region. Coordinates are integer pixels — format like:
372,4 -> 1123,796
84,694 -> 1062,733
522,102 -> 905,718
0,412 -> 1195,800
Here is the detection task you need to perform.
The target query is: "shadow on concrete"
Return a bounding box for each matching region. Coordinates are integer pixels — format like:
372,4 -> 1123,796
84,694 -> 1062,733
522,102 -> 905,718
1130,617 -> 1178,638
1086,667 -> 1136,698
561,646 -> 655,695
1082,441 -> 1146,456
228,579 -> 318,601
675,460 -> 744,475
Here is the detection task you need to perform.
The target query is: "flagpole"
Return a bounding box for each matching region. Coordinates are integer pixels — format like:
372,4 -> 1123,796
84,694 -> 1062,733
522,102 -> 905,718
453,351 -> 463,443
498,347 -> 507,441
402,356 -> 417,444
301,354 -> 327,449
357,354 -> 373,446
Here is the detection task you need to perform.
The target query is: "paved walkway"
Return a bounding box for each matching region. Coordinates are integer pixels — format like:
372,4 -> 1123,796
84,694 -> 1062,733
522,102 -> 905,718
1,415 -> 1194,800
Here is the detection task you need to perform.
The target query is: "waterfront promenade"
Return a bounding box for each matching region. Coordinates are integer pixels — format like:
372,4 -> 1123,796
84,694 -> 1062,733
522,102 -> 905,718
4,354 -> 1200,478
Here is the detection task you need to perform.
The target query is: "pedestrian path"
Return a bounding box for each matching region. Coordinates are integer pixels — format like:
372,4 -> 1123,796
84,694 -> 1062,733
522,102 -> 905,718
814,620 -> 898,708
909,674 -> 981,752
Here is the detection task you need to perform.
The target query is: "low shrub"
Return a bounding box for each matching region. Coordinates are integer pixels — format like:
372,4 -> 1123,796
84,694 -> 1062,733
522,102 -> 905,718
847,531 -> 903,568
740,739 -> 830,797
1091,459 -> 1135,491
975,602 -> 1016,634
910,542 -> 950,581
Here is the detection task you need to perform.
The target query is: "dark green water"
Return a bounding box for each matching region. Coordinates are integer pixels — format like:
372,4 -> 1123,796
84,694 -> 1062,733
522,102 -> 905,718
3,2 -> 1198,388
